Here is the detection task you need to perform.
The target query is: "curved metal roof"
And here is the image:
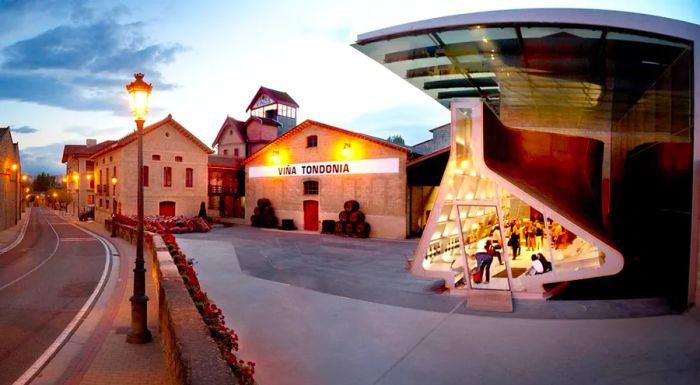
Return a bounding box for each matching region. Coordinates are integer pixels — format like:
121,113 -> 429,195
353,9 -> 699,131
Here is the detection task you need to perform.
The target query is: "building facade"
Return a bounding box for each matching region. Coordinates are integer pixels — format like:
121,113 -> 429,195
61,115 -> 212,225
244,120 -> 411,239
61,139 -> 114,216
355,9 -> 700,310
0,127 -> 22,231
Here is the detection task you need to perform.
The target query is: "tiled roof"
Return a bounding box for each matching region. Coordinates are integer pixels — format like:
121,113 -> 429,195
61,140 -> 116,163
243,119 -> 412,165
90,114 -> 214,159
407,145 -> 450,167
245,86 -> 299,112
208,155 -> 240,169
211,116 -> 245,147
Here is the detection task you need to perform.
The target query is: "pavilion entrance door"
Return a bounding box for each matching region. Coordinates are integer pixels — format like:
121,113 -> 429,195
303,200 -> 319,231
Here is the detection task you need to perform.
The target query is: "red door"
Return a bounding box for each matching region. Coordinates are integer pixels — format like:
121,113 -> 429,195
303,200 -> 319,231
159,201 -> 176,217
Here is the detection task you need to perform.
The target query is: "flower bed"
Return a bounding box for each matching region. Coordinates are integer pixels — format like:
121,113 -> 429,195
158,232 -> 256,384
113,213 -> 212,234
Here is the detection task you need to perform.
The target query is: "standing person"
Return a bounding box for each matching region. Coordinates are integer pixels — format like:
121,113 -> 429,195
535,221 -> 544,250
474,250 -> 494,284
508,223 -> 521,259
526,221 -> 536,251
485,239 -> 502,265
552,221 -> 563,249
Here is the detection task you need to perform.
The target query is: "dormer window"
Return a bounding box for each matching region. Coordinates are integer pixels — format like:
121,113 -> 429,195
306,135 -> 318,148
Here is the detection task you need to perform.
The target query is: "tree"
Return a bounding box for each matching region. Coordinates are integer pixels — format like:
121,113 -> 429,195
32,172 -> 56,192
387,135 -> 406,146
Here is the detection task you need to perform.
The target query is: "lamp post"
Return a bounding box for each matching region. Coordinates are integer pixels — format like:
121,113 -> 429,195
111,177 -> 118,238
126,72 -> 152,344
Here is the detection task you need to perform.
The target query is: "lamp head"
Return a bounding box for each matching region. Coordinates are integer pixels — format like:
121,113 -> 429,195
111,177 -> 118,185
126,73 -> 152,120
11,164 -> 17,171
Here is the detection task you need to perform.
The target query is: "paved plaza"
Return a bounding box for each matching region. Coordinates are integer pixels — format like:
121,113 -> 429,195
176,225 -> 700,385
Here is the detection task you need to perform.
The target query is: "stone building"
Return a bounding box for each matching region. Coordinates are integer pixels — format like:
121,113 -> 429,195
81,114 -> 212,224
243,120 -> 411,239
61,139 -> 115,216
0,127 -> 21,231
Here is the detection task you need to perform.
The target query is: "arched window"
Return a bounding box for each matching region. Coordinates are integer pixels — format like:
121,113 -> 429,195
303,180 -> 319,195
306,135 -> 318,148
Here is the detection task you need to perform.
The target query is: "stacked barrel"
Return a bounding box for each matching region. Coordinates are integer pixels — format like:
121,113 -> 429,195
335,200 -> 370,238
250,198 -> 279,228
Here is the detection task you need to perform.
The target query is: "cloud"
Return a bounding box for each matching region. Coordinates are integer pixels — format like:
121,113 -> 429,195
0,17 -> 184,112
20,141 -> 69,176
63,125 -> 125,137
11,125 -> 38,134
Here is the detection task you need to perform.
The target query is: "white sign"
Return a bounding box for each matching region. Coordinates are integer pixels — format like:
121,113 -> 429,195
252,95 -> 274,109
249,158 -> 400,178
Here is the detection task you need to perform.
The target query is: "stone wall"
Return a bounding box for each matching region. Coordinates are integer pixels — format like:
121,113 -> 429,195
111,222 -> 235,384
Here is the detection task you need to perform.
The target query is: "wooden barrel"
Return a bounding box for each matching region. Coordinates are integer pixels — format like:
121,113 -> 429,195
344,222 -> 355,234
265,215 -> 278,228
257,198 -> 272,207
355,222 -> 371,238
334,221 -> 345,234
338,210 -> 349,222
321,220 -> 335,234
253,207 -> 261,215
343,200 -> 360,212
349,210 -> 365,223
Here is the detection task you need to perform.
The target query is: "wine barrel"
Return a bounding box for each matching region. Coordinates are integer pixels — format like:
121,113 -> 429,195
338,210 -> 349,222
253,206 -> 261,215
261,207 -> 275,217
257,198 -> 272,207
265,215 -> 278,228
344,222 -> 355,234
348,210 -> 365,223
343,200 -> 360,212
334,221 -> 345,234
355,222 -> 371,238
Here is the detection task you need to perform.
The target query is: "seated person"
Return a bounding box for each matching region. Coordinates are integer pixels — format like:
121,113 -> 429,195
537,252 -> 552,272
526,254 -> 544,275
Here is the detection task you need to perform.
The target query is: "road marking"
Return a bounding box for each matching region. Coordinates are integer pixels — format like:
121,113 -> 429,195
60,238 -> 96,242
0,208 -> 32,254
12,216 -> 114,385
0,210 -> 60,292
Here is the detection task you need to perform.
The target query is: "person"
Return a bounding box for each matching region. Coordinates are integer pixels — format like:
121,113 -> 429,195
508,224 -> 521,259
472,250 -> 493,284
527,254 -> 544,275
485,239 -> 503,265
526,221 -> 536,251
537,253 -> 552,272
535,221 -> 544,250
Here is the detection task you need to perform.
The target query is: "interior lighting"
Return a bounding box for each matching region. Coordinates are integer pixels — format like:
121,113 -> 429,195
482,37 -> 488,43
469,170 -> 477,177
466,193 -> 475,200
460,160 -> 469,169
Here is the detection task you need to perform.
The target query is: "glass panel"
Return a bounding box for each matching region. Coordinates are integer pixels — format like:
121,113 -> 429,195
456,204 -> 507,290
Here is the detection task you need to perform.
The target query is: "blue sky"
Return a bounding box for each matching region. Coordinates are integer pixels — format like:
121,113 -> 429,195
2,0 -> 699,175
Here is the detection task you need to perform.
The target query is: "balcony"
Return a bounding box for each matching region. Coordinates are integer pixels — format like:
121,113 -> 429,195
208,185 -> 236,194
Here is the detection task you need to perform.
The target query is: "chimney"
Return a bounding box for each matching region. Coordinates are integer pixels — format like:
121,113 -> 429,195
86,139 -> 97,147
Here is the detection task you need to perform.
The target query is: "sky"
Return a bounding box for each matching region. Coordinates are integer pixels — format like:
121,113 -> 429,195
2,0 -> 699,175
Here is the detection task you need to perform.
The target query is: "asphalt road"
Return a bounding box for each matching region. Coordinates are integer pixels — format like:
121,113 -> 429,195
0,207 -> 109,385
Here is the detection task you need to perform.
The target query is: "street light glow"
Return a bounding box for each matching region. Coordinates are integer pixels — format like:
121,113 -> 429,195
111,177 -> 118,185
126,73 -> 153,120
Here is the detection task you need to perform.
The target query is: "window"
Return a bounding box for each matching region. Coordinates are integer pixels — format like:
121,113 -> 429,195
164,167 -> 172,187
99,199 -> 103,208
175,156 -> 183,162
234,148 -> 239,157
186,168 -> 193,188
143,166 -> 149,187
106,199 -> 110,209
152,154 -> 161,161
223,149 -> 228,155
106,169 -> 109,194
109,156 -> 112,162
113,166 -> 116,175
306,135 -> 318,148
304,180 -> 319,195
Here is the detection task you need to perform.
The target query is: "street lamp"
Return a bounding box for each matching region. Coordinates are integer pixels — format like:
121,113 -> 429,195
111,177 -> 118,238
125,72 -> 152,344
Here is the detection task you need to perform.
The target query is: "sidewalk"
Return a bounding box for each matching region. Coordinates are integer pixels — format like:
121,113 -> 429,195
176,228 -> 700,385
32,213 -> 170,385
0,207 -> 30,253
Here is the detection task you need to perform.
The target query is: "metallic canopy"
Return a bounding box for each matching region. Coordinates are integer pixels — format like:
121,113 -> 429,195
353,9 -> 695,131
